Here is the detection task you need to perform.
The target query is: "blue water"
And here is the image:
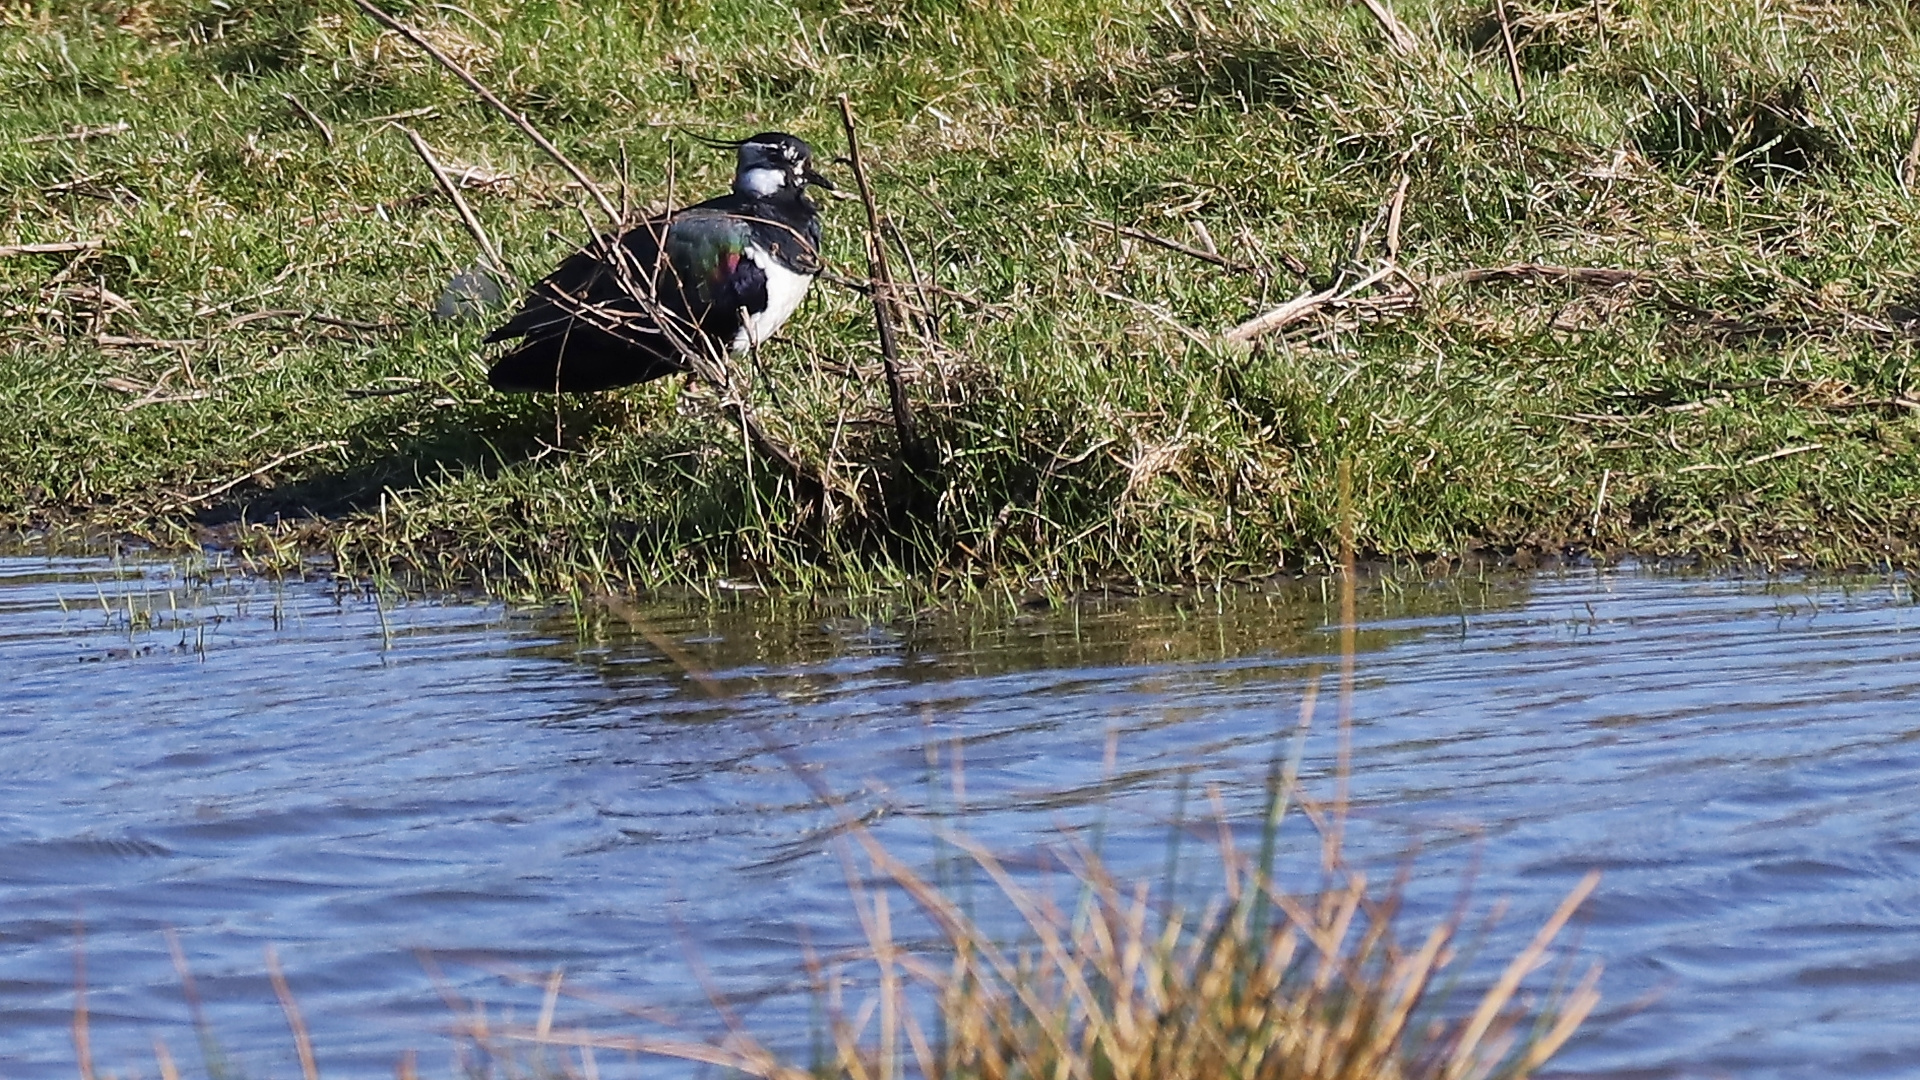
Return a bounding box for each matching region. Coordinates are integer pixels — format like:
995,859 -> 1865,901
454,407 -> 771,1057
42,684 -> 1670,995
3,554 -> 1919,1078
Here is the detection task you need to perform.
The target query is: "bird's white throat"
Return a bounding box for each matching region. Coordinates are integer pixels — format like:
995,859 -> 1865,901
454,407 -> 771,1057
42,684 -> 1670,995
736,167 -> 789,197
731,246 -> 813,351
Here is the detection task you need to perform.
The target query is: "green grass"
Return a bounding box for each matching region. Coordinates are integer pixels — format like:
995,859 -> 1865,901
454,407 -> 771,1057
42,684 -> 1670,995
5,0 -> 1920,596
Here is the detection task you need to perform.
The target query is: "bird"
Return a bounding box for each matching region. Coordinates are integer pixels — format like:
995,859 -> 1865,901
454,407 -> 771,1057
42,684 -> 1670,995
485,132 -> 833,393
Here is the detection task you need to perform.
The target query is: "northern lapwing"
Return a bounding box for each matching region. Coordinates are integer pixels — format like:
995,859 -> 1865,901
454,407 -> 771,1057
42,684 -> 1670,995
485,132 -> 833,393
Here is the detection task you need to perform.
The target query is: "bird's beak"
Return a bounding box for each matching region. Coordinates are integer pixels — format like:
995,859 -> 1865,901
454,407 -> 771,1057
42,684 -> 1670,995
804,167 -> 837,191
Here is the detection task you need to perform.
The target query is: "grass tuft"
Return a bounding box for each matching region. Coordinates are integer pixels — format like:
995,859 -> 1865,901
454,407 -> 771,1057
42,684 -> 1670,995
1632,67 -> 1836,181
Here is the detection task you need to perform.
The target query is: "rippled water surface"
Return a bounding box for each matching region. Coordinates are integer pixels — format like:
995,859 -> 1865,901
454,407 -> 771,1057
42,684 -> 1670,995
5,553 -> 1920,1078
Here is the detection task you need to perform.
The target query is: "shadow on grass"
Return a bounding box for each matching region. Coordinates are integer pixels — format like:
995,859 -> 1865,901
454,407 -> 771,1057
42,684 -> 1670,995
191,392 -> 620,530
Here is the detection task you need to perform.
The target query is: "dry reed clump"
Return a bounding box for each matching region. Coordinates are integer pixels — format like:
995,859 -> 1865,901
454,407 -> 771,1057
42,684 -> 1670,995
456,810 -> 1601,1080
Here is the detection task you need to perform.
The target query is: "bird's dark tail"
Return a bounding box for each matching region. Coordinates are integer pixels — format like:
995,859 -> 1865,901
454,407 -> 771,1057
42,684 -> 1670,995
486,331 -> 684,393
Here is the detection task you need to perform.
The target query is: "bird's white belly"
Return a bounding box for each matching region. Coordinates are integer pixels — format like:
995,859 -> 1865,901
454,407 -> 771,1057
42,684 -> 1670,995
730,246 -> 813,351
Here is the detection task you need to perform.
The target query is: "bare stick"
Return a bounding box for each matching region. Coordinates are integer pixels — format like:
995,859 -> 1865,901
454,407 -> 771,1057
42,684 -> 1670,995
1425,263 -> 1642,290
1358,0 -> 1418,54
1223,265 -> 1396,342
1740,442 -> 1823,468
347,0 -> 619,226
0,240 -> 102,257
836,95 -> 922,465
885,214 -> 938,341
98,333 -> 196,349
282,92 -> 334,147
1109,222 -> 1259,274
181,441 -> 344,506
1223,284 -> 1340,342
1904,106 -> 1920,191
229,309 -> 396,332
24,121 -> 129,145
1495,0 -> 1527,106
400,125 -> 508,276
1384,174 -> 1410,259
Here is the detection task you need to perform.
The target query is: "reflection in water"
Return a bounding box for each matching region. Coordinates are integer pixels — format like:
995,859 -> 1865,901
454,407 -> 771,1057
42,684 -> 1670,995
2,553 -> 1918,1079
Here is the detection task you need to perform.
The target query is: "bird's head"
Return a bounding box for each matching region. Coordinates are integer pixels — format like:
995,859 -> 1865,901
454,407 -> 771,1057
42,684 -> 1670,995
727,132 -> 835,198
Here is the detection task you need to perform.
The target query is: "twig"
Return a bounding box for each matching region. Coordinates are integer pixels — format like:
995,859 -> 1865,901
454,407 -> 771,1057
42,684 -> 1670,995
1495,0 -> 1526,106
165,932 -> 225,1080
0,240 -> 102,257
885,215 -> 939,341
1904,105 -> 1920,191
1590,467 -> 1610,536
1425,263 -> 1642,290
400,125 -> 509,277
1221,283 -> 1340,342
1357,0 -> 1418,54
1191,218 -> 1219,257
281,92 -> 334,148
98,333 -> 196,349
1676,442 -> 1825,474
24,121 -> 129,145
836,95 -> 924,470
820,267 -> 987,310
1109,222 -> 1259,274
347,0 -> 619,226
180,441 -> 344,506
1094,288 -> 1211,346
1224,266 -> 1397,342
229,308 -> 397,332
123,392 -> 212,411
1740,442 -> 1823,468
1384,174 -> 1410,259
359,106 -> 439,124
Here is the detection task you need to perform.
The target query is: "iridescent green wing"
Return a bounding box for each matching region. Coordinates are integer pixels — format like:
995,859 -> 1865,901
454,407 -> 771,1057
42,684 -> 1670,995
661,209 -> 765,315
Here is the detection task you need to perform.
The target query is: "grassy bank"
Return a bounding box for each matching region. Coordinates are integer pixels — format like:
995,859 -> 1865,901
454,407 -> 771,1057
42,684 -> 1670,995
4,0 -> 1920,595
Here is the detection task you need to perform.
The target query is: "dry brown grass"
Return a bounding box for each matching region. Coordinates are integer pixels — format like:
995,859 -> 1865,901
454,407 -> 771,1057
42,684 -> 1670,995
450,804 -> 1599,1080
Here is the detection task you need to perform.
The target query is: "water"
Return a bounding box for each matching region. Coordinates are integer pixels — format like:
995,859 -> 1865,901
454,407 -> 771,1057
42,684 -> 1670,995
4,553 -> 1920,1078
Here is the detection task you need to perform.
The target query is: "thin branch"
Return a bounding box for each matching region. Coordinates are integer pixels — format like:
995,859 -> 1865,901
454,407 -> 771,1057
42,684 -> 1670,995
229,309 -> 397,332
1109,222 -> 1259,274
1425,263 -> 1642,290
24,121 -> 129,145
1904,105 -> 1920,191
97,333 -> 196,349
836,95 -> 924,469
400,125 -> 509,277
1357,0 -> 1418,54
179,441 -> 344,506
1384,174 -> 1410,260
1223,266 -> 1396,342
281,92 -> 334,147
1495,0 -> 1526,106
0,240 -> 102,257
347,0 -> 619,226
